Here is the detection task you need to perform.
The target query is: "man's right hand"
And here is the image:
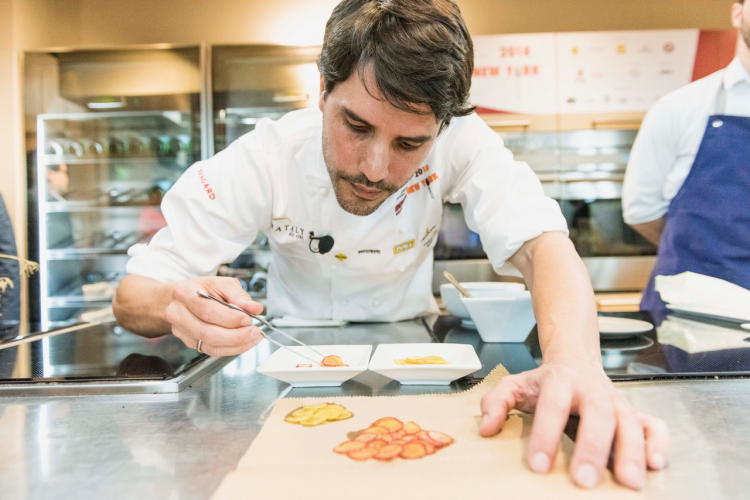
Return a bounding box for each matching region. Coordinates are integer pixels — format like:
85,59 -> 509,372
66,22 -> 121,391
113,274 -> 265,357
164,277 -> 265,357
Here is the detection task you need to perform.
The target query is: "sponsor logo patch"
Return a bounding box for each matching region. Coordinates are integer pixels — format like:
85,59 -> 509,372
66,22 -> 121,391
393,239 -> 415,255
335,254 -> 348,262
358,249 -> 381,255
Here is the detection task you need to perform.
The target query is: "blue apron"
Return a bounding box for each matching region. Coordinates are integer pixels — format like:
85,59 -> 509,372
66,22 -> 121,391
641,89 -> 750,311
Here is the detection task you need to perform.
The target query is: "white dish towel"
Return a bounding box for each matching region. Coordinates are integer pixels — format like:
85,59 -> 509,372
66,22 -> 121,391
655,271 -> 750,322
270,316 -> 348,328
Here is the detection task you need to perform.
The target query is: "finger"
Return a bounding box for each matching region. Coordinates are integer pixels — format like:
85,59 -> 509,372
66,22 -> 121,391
569,390 -> 617,489
179,285 -> 253,329
526,375 -> 574,474
171,300 -> 262,347
639,413 -> 671,470
209,277 -> 264,316
199,332 -> 264,358
612,399 -> 647,490
479,376 -> 523,437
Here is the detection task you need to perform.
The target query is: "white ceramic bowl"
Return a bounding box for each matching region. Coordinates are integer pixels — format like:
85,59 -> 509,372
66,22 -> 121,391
368,343 -> 482,385
256,344 -> 372,387
440,282 -> 526,320
460,292 -> 536,343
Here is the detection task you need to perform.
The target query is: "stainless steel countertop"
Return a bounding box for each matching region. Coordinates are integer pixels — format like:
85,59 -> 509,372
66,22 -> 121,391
1,319 -> 749,499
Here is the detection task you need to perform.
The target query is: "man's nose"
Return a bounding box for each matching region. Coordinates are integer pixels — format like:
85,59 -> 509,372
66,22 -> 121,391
361,140 -> 389,183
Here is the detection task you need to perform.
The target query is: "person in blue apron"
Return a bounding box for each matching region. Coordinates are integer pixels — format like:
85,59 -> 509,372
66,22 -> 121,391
623,0 -> 750,312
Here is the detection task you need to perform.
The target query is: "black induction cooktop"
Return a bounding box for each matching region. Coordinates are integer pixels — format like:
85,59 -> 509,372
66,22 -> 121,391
0,322 -> 230,395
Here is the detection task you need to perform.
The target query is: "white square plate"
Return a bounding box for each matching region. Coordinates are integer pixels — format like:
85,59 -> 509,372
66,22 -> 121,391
368,343 -> 482,385
256,344 -> 372,388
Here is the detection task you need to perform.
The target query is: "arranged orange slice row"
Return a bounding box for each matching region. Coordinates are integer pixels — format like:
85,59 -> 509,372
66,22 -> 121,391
333,417 -> 454,462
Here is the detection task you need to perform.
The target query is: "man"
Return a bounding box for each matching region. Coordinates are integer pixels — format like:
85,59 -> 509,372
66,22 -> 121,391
114,0 -> 670,490
624,0 -> 750,311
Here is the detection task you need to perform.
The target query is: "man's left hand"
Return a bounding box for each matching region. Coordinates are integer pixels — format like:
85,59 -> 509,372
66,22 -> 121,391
478,361 -> 671,490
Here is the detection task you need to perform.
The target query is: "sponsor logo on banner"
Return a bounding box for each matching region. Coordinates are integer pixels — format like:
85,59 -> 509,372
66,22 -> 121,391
335,254 -> 348,262
394,240 -> 415,255
271,217 -> 306,240
358,249 -> 381,255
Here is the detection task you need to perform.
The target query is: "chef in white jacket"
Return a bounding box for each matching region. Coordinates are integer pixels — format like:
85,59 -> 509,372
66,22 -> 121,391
114,0 -> 670,490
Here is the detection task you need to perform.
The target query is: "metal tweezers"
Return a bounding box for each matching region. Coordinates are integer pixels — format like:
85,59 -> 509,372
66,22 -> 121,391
196,290 -> 325,366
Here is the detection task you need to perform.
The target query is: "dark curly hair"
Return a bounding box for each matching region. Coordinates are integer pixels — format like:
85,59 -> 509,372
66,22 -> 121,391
318,0 -> 475,131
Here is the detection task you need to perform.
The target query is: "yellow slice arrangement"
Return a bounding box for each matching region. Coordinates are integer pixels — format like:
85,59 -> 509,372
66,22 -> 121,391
394,355 -> 450,366
284,403 -> 354,427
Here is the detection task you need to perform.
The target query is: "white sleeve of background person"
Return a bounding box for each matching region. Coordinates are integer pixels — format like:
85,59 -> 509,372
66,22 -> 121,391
442,114 -> 569,273
622,95 -> 682,225
126,123 -> 275,283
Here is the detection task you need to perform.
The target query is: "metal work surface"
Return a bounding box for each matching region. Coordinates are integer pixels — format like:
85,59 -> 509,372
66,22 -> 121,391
1,319 -> 749,499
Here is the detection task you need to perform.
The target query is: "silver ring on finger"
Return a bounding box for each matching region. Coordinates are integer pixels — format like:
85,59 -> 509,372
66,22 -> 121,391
196,339 -> 203,353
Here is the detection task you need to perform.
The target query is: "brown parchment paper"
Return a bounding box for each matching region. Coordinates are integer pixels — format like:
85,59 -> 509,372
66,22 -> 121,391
211,366 -> 643,500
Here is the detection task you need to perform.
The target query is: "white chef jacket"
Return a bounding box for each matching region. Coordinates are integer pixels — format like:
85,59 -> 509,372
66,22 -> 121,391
126,107 -> 567,321
623,57 -> 750,225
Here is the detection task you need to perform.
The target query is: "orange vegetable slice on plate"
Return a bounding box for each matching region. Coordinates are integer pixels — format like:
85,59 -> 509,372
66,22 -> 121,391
400,442 -> 427,459
334,441 -> 366,454
374,444 -> 404,461
321,355 -> 346,367
355,433 -> 378,443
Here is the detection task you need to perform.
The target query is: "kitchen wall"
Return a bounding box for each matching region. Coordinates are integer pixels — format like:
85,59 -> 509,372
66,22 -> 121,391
0,0 -> 740,283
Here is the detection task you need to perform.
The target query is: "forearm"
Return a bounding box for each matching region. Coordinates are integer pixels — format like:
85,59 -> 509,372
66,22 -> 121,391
510,232 -> 600,367
629,216 -> 665,247
112,274 -> 177,337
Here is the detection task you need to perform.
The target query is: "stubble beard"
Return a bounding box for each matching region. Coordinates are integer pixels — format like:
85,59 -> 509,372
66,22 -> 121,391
321,133 -> 401,217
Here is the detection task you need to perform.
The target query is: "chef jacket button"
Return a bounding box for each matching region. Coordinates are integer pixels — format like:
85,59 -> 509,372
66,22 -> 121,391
319,187 -> 329,196
712,119 -> 723,128
398,265 -> 406,272
341,300 -> 349,306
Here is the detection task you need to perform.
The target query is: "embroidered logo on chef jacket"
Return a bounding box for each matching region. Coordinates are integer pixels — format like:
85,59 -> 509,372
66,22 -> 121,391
271,217 -> 306,240
358,249 -> 381,255
421,226 -> 438,248
395,189 -> 407,216
394,239 -> 415,255
335,254 -> 348,262
406,171 -> 439,195
197,168 -> 216,200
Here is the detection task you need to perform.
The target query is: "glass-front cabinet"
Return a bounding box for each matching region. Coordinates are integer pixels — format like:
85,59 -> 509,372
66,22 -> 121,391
26,47 -> 203,329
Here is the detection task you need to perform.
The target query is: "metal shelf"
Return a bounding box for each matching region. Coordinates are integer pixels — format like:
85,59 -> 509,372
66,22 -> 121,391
46,296 -> 114,307
45,205 -> 148,214
44,249 -> 130,260
42,156 -> 189,167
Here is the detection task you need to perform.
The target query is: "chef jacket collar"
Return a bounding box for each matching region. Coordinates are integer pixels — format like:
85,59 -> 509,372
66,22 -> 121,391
723,56 -> 750,90
296,121 -> 332,185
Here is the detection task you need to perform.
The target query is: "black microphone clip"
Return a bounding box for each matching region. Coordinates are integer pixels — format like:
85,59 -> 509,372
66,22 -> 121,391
309,231 -> 335,255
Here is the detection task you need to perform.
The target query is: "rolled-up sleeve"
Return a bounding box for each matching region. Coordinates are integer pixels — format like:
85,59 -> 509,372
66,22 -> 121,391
126,126 -> 274,282
622,98 -> 679,225
442,114 -> 568,272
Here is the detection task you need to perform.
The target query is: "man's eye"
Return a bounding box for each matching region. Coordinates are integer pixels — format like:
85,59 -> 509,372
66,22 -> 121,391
346,121 -> 368,133
400,142 -> 420,151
